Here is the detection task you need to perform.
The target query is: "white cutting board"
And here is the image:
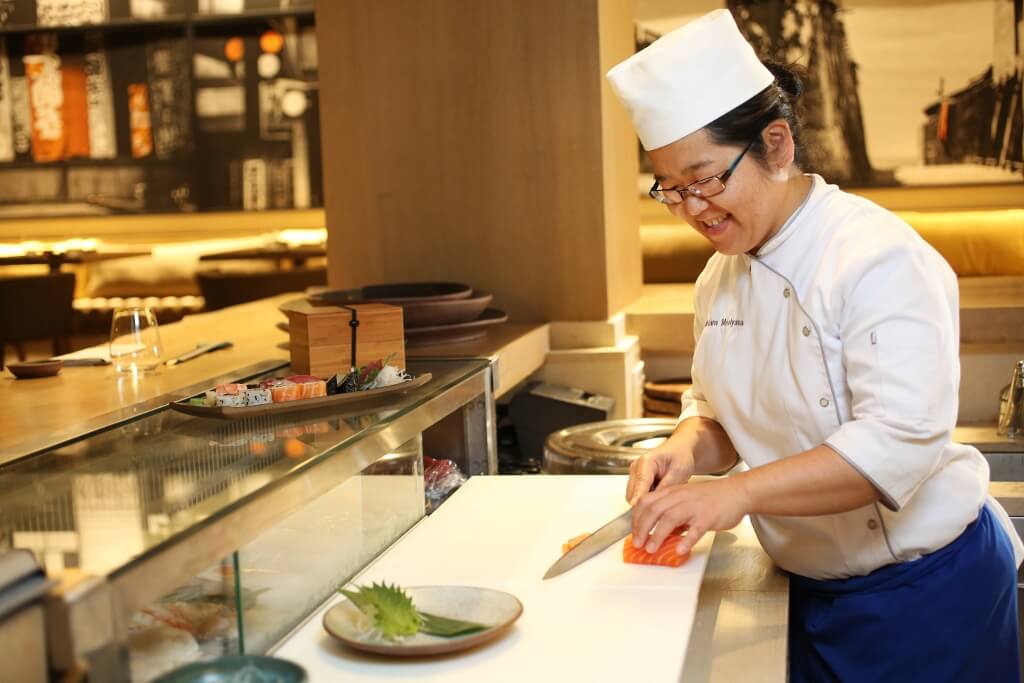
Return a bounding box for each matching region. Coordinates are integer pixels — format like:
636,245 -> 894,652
274,474 -> 713,682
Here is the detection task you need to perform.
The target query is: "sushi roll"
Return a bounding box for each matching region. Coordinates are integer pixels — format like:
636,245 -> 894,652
243,388 -> 272,406
215,393 -> 247,407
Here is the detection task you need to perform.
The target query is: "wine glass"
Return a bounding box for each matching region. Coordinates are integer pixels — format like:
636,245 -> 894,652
109,307 -> 162,373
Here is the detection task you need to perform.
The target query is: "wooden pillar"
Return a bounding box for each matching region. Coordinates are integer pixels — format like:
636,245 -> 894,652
315,0 -> 640,323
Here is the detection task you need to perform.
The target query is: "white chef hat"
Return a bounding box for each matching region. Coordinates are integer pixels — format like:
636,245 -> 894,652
606,9 -> 774,151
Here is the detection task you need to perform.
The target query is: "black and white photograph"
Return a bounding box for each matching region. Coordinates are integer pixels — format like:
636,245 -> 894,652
638,0 -> 1023,187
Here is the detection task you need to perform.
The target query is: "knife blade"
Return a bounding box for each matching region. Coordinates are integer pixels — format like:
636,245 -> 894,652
543,508 -> 633,580
165,341 -> 233,367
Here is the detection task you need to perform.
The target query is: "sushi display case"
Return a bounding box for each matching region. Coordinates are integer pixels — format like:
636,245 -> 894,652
0,357 -> 494,682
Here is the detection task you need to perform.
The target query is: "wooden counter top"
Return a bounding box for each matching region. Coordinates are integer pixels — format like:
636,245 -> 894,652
1,294 -> 549,463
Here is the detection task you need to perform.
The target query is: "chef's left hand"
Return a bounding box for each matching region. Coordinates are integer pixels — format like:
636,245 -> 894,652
631,477 -> 751,556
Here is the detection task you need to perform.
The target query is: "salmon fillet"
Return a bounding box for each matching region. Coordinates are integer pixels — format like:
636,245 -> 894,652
622,533 -> 690,567
561,529 -> 690,568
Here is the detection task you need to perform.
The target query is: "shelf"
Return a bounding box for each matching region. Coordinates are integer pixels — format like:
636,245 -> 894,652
0,4 -> 321,217
190,7 -> 315,26
0,16 -> 188,36
0,7 -> 314,36
0,157 -> 190,170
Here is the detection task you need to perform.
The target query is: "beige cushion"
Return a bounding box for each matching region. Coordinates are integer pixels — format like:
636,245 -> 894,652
898,209 -> 1024,277
640,209 -> 1024,283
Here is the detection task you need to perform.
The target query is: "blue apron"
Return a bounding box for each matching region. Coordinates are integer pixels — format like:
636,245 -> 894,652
788,504 -> 1020,682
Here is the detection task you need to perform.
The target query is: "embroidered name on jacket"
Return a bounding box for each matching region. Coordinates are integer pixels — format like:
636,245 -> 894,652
704,317 -> 745,327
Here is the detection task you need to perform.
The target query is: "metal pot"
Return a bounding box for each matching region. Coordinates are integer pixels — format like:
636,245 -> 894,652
542,418 -> 676,474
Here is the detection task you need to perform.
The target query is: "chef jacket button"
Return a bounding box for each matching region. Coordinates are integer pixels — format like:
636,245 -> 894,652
819,397 -> 830,408
783,287 -> 791,298
867,519 -> 879,530
801,326 -> 811,337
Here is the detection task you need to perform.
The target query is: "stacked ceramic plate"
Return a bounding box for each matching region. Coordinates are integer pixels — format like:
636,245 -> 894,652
308,282 -> 508,347
642,377 -> 691,418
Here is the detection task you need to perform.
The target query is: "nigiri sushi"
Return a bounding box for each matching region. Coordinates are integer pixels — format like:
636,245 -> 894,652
286,374 -> 322,384
297,379 -> 327,399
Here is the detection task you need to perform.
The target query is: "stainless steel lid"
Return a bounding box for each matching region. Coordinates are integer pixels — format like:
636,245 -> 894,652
543,418 -> 676,474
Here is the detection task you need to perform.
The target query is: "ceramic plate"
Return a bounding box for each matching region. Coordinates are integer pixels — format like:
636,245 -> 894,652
323,585 -> 523,656
405,308 -> 508,347
403,290 -> 494,328
643,377 -> 692,402
308,282 -> 472,305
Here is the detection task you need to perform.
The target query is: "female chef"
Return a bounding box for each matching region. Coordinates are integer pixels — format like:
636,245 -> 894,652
607,9 -> 1022,682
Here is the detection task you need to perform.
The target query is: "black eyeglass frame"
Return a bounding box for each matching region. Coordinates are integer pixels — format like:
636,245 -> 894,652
648,139 -> 756,205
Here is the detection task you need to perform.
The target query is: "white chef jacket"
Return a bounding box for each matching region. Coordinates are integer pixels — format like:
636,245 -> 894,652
679,174 -> 1024,580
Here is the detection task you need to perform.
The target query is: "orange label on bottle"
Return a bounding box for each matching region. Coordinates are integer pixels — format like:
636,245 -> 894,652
24,53 -> 64,163
128,83 -> 152,158
61,57 -> 90,159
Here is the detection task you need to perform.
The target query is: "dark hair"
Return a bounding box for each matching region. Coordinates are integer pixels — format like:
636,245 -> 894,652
704,61 -> 805,169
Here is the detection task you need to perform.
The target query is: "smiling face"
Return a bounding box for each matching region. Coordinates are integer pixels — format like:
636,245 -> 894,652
647,124 -> 803,255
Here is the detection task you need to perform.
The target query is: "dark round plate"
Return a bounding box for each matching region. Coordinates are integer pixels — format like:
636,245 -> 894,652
404,290 -> 494,328
643,395 -> 680,415
152,655 -> 306,682
8,360 -> 63,379
643,377 -> 691,402
309,282 -> 472,306
405,308 -> 508,347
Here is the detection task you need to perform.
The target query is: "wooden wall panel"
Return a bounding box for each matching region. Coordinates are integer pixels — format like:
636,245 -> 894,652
315,0 -> 640,322
599,0 -> 643,317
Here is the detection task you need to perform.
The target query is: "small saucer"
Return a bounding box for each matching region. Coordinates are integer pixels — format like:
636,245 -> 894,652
8,360 -> 63,379
323,585 -> 522,656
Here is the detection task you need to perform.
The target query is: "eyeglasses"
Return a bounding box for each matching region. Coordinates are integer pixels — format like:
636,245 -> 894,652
648,140 -> 755,206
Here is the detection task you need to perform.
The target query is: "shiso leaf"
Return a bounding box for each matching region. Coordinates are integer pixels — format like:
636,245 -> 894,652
339,582 -> 489,640
419,611 -> 488,637
339,582 -> 422,640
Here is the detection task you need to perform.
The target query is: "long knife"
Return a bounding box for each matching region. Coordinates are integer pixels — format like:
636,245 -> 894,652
543,508 -> 633,580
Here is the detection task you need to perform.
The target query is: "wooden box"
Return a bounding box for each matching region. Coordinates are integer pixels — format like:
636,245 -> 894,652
281,299 -> 406,378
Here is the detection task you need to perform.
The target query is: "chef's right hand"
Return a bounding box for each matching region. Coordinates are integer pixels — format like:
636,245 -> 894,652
626,445 -> 695,506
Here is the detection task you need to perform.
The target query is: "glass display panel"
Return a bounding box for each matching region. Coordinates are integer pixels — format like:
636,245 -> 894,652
124,437 -> 423,681
0,358 -> 485,581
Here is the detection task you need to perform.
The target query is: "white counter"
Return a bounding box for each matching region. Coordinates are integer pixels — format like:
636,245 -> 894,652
273,475 -> 724,682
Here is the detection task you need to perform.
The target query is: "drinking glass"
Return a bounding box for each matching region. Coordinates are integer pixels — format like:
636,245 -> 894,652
109,307 -> 163,373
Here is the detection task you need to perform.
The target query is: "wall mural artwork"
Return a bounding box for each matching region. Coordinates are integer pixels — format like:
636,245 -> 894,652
635,0 -> 1024,188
